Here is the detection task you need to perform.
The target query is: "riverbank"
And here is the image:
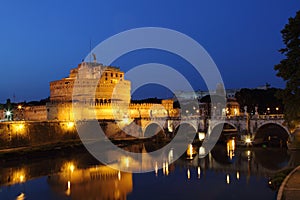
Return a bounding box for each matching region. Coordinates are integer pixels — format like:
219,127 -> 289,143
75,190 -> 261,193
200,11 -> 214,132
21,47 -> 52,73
277,165 -> 300,200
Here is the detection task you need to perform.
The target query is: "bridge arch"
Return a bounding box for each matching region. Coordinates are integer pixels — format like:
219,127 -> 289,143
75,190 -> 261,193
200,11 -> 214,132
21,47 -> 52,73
174,122 -> 198,134
209,122 -> 238,143
211,121 -> 238,132
173,122 -> 198,142
143,122 -> 165,138
254,122 -> 291,147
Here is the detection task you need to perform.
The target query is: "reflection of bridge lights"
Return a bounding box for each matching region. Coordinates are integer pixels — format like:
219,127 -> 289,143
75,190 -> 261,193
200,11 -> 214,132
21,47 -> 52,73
199,147 -> 206,157
226,174 -> 230,184
187,144 -> 194,159
168,149 -> 174,163
16,193 -> 25,200
197,167 -> 201,179
198,132 -> 205,141
19,175 -> 24,182
165,162 -> 169,175
11,169 -> 26,184
236,171 -> 240,180
62,162 -> 76,174
118,171 -> 121,180
187,169 -> 191,179
155,162 -> 158,176
247,150 -> 251,160
162,161 -> 169,176
227,139 -> 235,160
121,157 -> 130,168
66,181 -> 71,196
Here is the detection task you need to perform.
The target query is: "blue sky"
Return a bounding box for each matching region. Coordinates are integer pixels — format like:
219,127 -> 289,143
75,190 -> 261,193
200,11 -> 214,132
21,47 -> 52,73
0,0 -> 299,102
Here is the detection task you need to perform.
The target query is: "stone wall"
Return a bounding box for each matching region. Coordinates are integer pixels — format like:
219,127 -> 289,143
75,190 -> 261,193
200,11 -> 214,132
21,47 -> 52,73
0,121 -> 79,150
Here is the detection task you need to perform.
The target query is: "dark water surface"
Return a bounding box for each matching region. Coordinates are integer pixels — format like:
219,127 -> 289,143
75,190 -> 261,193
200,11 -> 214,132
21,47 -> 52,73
0,143 -> 299,200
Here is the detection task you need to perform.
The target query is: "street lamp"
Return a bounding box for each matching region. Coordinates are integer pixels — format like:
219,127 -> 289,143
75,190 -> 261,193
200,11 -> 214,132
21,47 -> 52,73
5,110 -> 12,121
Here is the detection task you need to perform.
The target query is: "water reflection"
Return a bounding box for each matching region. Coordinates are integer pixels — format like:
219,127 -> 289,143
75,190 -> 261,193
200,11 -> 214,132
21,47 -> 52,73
0,144 -> 299,200
48,165 -> 132,200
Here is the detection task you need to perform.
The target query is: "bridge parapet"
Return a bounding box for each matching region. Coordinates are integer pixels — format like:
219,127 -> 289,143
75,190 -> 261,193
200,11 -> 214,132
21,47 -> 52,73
251,114 -> 284,120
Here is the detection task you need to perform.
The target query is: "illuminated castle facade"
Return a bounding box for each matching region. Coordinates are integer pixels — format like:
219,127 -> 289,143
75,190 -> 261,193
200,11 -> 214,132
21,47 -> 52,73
46,61 -> 176,121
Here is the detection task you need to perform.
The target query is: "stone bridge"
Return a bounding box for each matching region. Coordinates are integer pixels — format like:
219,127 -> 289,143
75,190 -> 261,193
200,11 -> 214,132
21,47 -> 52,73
136,114 -> 291,143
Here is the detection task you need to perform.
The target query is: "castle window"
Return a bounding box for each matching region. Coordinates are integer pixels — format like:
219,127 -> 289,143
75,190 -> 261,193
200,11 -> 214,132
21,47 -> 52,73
111,73 -> 113,77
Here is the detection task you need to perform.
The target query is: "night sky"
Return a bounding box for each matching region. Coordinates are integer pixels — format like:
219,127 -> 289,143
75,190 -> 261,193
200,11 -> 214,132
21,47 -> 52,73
0,0 -> 299,102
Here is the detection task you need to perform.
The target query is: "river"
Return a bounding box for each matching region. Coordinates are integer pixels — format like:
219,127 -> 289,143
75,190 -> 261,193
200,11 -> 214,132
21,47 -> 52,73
0,141 -> 299,200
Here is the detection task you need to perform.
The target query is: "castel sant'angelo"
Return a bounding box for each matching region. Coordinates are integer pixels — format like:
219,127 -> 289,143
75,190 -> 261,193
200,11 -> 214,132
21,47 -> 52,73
46,60 -> 176,121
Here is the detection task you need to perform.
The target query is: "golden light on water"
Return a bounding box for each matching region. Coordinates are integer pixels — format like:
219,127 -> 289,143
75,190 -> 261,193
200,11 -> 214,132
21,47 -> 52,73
154,162 -> 158,176
11,169 -> 27,184
197,167 -> 201,179
236,171 -> 240,180
187,169 -> 191,179
198,132 -> 205,141
226,174 -> 230,184
118,171 -> 121,180
227,139 -> 235,160
187,144 -> 194,159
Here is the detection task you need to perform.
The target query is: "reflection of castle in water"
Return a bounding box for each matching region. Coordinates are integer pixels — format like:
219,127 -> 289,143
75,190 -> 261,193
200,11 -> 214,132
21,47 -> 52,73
47,164 -> 132,200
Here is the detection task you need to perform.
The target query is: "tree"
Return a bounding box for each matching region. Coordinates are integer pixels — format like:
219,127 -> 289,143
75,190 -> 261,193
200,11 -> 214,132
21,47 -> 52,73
274,11 -> 300,128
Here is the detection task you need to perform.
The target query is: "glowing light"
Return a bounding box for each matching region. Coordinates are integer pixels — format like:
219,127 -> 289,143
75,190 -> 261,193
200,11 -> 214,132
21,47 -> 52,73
247,150 -> 251,161
69,164 -> 75,173
66,181 -> 71,196
187,169 -> 191,179
236,171 -> 240,180
165,162 -> 169,176
11,169 -> 26,184
62,162 -> 76,174
16,193 -> 25,200
198,132 -> 205,141
226,174 -> 230,184
245,138 -> 252,144
168,149 -> 174,163
198,167 -> 201,179
5,110 -> 11,116
118,171 -> 121,180
18,105 -> 22,109
187,144 -> 194,159
247,150 -> 251,157
199,147 -> 206,157
227,139 -> 235,160
276,107 -> 279,111
67,122 -> 75,129
155,162 -> 158,176
125,157 -> 129,168
268,181 -> 272,185
15,124 -> 25,132
234,108 -> 238,116
267,107 -> 270,111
